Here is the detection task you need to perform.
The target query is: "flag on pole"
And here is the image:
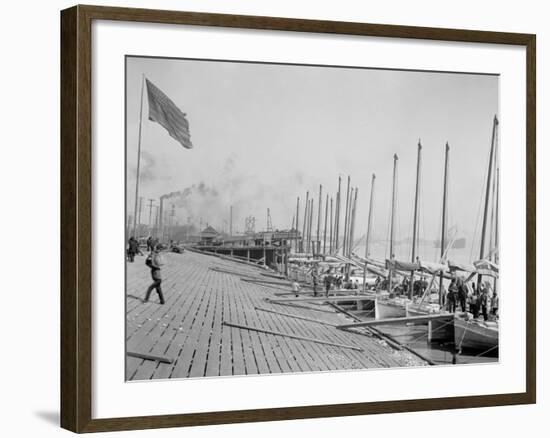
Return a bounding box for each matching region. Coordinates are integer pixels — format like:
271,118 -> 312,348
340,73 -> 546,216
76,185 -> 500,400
146,78 -> 193,149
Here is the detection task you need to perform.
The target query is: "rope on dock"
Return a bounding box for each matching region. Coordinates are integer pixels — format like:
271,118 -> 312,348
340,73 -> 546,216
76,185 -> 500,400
222,321 -> 363,351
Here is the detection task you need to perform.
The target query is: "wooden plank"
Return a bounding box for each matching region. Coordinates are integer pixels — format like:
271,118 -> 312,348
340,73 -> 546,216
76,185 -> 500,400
231,281 -> 260,375
219,286 -> 234,376
337,313 -> 456,329
226,281 -> 247,376
241,283 -> 302,373
204,286 -> 224,377
223,321 -> 363,351
169,275 -> 216,378
131,262 -> 202,380
255,307 -> 338,327
238,286 -> 288,374
268,295 -> 374,303
270,301 -> 336,314
127,351 -> 173,364
189,281 -> 219,377
153,260 -> 212,379
261,304 -> 339,371
233,283 -> 270,374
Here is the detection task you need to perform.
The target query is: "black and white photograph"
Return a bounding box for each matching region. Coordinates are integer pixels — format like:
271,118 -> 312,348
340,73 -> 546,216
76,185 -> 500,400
125,56 -> 500,381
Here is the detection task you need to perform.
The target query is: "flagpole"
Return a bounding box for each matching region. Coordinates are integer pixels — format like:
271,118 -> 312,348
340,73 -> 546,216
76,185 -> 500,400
132,74 -> 146,238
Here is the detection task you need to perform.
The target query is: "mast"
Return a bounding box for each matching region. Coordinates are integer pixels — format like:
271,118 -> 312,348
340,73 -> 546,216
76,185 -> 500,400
410,140 -> 422,299
334,176 -> 342,253
494,167 -> 499,294
363,174 -> 375,292
478,115 -> 499,288
317,185 -> 322,252
132,74 -> 146,238
323,194 -> 329,254
388,154 -> 398,294
329,197 -> 334,254
301,191 -> 309,253
308,199 -> 314,254
343,176 -> 351,257
295,197 -> 300,253
438,142 -> 450,304
365,174 -> 376,258
349,188 -> 358,258
229,205 -> 233,236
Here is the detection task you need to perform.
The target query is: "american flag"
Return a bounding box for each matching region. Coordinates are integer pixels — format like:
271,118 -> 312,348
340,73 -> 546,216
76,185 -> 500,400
146,79 -> 193,149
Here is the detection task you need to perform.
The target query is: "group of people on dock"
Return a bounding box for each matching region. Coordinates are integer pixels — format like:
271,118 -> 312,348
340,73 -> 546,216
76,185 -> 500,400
446,279 -> 498,321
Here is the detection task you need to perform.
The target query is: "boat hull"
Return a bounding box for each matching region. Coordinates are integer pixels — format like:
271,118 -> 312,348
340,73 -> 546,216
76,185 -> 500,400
375,299 -> 407,319
407,306 -> 455,342
454,318 -> 499,356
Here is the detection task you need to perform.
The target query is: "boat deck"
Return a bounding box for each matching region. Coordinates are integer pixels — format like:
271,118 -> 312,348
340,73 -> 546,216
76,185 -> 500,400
126,251 -> 425,381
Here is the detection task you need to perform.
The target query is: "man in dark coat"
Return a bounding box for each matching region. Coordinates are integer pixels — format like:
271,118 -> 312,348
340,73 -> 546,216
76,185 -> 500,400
127,236 -> 139,262
324,272 -> 333,297
144,245 -> 165,305
457,278 -> 468,312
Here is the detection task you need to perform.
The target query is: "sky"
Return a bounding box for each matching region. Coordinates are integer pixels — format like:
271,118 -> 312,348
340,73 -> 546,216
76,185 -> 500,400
126,56 -> 498,262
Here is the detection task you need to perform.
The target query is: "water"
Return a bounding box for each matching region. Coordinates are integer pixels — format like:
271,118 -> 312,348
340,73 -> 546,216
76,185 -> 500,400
351,309 -> 498,366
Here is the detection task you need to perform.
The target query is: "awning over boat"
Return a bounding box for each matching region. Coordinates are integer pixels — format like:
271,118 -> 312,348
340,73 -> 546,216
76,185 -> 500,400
419,260 -> 447,274
473,259 -> 499,278
385,259 -> 420,272
363,256 -> 387,269
366,264 -> 388,278
448,260 -> 477,273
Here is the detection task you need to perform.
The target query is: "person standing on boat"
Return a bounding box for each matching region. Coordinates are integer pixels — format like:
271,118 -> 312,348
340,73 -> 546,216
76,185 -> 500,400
446,279 -> 458,313
457,278 -> 468,312
491,291 -> 499,316
480,284 -> 490,321
312,271 -> 319,297
324,272 -> 333,297
469,282 -> 479,318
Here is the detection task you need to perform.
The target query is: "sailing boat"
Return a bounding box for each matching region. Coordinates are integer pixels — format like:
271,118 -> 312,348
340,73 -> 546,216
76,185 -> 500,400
374,153 -> 412,319
454,115 -> 500,356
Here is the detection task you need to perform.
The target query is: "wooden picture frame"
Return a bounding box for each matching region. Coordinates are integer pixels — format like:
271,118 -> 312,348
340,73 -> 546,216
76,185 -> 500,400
60,4 -> 536,433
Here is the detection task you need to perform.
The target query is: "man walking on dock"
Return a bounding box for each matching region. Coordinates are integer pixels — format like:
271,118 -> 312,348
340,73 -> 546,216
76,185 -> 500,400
144,245 -> 165,305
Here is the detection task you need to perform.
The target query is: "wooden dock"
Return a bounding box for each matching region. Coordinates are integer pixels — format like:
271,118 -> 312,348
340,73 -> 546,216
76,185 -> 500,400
126,251 -> 426,381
